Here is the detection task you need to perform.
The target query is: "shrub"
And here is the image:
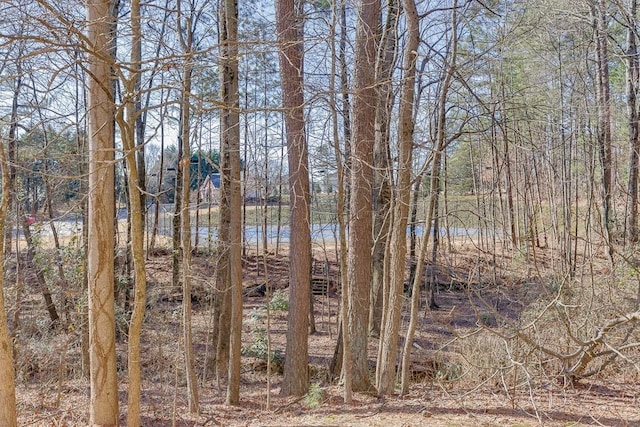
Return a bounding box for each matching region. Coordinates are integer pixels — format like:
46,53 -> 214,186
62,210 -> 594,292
268,290 -> 288,311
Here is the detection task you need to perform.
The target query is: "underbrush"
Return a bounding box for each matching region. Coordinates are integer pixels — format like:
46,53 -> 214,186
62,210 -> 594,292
456,268 -> 640,393
9,244 -> 640,426
15,325 -> 80,384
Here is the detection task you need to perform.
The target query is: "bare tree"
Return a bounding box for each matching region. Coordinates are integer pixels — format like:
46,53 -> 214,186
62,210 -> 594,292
117,0 -> 148,423
376,0 -> 419,396
212,0 -> 234,386
590,0 -> 614,257
326,0 -> 353,403
276,0 -> 312,397
0,111 -> 17,427
2,44 -> 22,257
401,0 -> 460,395
176,0 -> 199,413
347,0 -> 380,393
370,0 -> 399,338
218,0 -> 243,406
622,0 -> 640,243
86,0 -> 118,423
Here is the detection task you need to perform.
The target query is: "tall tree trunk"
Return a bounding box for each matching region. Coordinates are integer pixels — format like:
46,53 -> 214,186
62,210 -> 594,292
74,50 -> 91,378
172,0 -> 186,289
177,0 -> 199,412
4,60 -> 23,260
4,61 -> 20,257
340,1 -> 352,181
501,125 -> 518,249
376,0 -> 418,396
625,0 -> 640,243
328,0 -> 352,403
219,0 -> 243,406
118,0 -> 149,423
180,72 -> 199,414
555,41 -> 575,276
400,0 -> 458,395
212,0 -> 233,383
277,0 -> 312,397
348,0 -> 380,393
370,0 -> 399,338
498,75 -> 518,249
147,4 -> 171,252
592,0 -> 614,257
0,118 -> 17,427
86,0 -> 119,423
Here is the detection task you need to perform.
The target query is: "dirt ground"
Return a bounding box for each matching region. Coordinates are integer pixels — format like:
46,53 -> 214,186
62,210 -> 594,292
13,247 -> 640,426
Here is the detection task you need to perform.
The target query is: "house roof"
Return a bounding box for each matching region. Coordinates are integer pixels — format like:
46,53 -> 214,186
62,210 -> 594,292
205,173 -> 221,189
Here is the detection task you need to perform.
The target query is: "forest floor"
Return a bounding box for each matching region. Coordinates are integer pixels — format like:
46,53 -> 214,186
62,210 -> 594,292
13,243 -> 640,426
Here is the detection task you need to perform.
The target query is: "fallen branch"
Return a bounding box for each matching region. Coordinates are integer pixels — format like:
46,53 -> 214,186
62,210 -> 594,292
510,310 -> 640,384
564,311 -> 640,382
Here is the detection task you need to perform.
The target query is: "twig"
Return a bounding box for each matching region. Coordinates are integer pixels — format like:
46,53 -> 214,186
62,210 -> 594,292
273,395 -> 307,414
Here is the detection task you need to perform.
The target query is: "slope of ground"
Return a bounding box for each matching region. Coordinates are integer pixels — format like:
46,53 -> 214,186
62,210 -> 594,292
12,247 -> 640,426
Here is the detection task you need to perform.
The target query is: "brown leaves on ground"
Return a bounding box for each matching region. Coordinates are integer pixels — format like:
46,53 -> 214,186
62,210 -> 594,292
15,247 -> 640,426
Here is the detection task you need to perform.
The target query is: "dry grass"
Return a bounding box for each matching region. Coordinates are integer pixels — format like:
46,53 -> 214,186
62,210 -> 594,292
9,242 -> 640,426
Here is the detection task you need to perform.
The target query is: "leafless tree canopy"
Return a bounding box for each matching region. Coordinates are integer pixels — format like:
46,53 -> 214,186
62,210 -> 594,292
1,0 -> 640,424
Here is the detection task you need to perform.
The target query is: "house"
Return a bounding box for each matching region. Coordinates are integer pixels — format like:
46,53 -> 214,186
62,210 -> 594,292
198,173 -> 221,204
197,172 -> 267,205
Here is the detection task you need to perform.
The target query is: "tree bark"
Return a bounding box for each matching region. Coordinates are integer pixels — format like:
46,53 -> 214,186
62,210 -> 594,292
376,0 -> 418,396
0,109 -> 17,427
218,0 -> 243,406
118,0 -> 148,423
625,0 -> 640,243
176,0 -> 199,412
4,60 -> 20,258
328,0 -> 352,403
400,0 -> 458,395
591,0 -> 614,258
213,0 -> 234,384
348,0 -> 380,393
86,0 -> 119,423
277,0 -> 312,397
370,0 -> 399,338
